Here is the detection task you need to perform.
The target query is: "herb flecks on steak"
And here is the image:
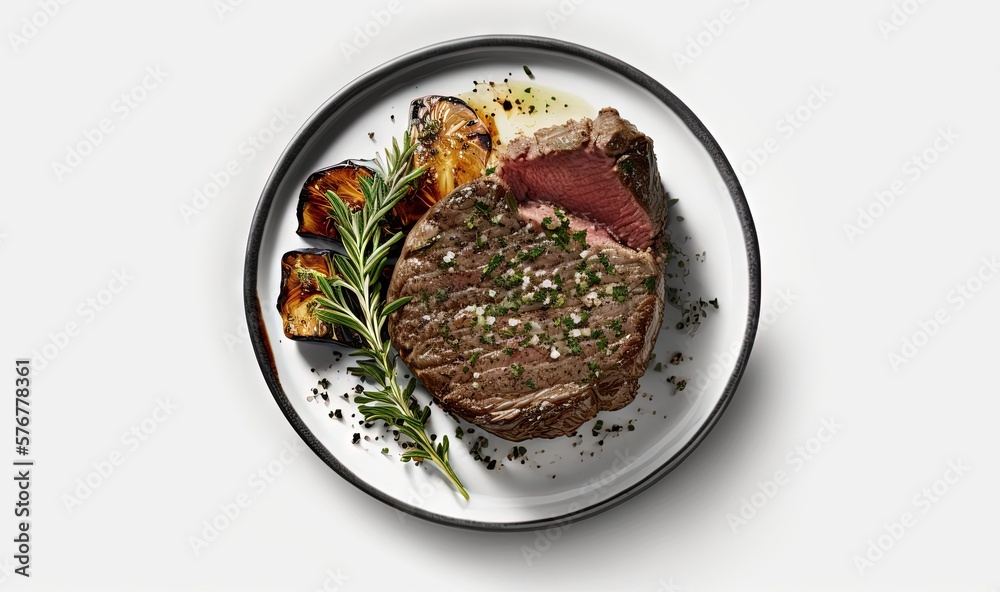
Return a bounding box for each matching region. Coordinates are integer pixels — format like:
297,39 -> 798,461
388,178 -> 665,441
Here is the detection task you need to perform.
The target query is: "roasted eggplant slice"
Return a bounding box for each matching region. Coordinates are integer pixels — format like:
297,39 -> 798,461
408,95 -> 492,225
297,96 -> 491,245
277,249 -> 394,347
277,249 -> 363,347
296,160 -> 380,241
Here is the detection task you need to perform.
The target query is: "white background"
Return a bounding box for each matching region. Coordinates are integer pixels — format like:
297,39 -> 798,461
1,0 -> 998,590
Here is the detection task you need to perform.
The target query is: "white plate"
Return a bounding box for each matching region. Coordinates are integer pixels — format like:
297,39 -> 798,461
244,35 -> 760,530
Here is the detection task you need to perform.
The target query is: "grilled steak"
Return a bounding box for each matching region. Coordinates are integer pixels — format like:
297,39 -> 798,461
388,179 -> 667,441
499,107 -> 667,251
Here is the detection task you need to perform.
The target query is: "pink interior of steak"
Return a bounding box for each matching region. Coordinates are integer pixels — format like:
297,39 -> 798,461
499,109 -> 665,250
516,200 -> 617,247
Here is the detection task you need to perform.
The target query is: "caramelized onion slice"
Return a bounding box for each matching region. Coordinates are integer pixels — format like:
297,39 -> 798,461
408,95 -> 492,226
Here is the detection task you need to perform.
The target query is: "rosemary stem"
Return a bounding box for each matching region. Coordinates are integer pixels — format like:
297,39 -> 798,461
317,132 -> 468,500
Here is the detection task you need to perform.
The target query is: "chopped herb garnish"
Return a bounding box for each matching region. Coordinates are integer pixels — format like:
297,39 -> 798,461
482,253 -> 503,279
494,269 -> 524,289
510,363 -> 524,378
586,361 -> 600,382
523,65 -> 534,78
474,200 -> 492,217
597,252 -> 615,274
592,419 -> 604,436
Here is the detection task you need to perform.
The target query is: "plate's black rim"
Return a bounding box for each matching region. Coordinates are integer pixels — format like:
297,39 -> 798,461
243,34 -> 761,532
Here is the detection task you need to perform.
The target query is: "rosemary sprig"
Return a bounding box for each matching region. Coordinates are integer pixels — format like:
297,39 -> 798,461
310,132 -> 469,500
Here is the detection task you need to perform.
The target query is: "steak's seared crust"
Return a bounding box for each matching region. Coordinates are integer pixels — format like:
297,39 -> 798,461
387,178 -> 665,441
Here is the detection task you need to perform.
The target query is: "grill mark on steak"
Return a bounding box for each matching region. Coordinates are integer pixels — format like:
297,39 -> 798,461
498,107 -> 668,251
388,177 -> 666,441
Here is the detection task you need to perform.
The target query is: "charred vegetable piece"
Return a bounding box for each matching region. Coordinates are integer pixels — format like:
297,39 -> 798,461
408,95 -> 492,225
297,96 -> 490,245
296,160 -> 385,241
277,249 -> 364,346
277,249 -> 393,346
